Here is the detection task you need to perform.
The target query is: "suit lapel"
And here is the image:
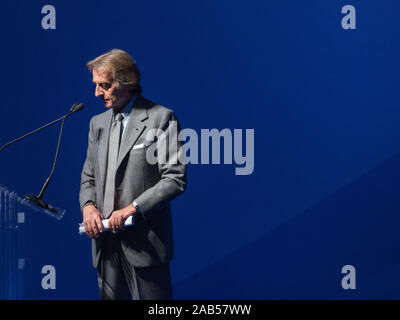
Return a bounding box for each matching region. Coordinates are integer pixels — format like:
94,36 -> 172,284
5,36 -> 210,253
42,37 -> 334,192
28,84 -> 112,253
97,110 -> 113,200
117,95 -> 149,168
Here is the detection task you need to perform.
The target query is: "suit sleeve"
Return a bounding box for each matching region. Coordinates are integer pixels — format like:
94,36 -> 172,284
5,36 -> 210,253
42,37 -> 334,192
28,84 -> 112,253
79,117 -> 97,212
134,110 -> 187,220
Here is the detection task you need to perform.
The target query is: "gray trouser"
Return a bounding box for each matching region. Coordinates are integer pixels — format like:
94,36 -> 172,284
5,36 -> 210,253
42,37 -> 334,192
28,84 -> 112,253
97,232 -> 172,300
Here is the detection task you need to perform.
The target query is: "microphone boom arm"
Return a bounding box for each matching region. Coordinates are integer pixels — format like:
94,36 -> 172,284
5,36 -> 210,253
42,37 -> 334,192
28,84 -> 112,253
0,102 -> 82,153
0,115 -> 65,152
0,102 -> 84,213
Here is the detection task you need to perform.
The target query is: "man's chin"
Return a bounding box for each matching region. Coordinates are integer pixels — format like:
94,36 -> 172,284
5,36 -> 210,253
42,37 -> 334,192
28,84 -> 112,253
103,101 -> 113,108
102,100 -> 120,110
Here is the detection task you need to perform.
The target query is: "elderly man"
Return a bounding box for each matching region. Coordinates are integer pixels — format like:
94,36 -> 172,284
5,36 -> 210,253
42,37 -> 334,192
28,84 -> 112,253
79,49 -> 186,300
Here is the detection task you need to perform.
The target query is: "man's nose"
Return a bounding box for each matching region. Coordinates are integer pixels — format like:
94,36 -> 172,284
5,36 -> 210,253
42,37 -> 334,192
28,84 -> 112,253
95,85 -> 103,97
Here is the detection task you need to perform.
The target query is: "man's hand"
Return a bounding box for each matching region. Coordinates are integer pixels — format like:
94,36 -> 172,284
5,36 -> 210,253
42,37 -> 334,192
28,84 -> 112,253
82,204 -> 104,238
108,204 -> 136,231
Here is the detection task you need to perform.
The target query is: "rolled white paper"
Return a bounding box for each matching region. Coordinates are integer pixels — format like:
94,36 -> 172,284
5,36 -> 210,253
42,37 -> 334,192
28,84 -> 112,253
79,216 -> 134,235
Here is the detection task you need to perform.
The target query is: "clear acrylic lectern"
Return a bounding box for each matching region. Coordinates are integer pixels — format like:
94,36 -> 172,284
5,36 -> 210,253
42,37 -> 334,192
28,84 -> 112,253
0,184 -> 65,299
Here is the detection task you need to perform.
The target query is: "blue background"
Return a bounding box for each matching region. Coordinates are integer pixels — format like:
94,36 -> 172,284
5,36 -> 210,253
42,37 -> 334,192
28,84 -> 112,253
1,0 -> 400,299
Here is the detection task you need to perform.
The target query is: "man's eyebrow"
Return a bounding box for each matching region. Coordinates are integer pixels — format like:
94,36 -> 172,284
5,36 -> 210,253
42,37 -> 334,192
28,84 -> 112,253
92,81 -> 111,84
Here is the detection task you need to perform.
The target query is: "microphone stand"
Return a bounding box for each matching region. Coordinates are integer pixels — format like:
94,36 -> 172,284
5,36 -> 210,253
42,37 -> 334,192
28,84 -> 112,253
0,103 -> 84,213
24,117 -> 65,213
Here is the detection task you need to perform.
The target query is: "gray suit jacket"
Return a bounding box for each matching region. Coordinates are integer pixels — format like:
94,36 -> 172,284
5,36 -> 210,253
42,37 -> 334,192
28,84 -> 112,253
79,95 -> 186,268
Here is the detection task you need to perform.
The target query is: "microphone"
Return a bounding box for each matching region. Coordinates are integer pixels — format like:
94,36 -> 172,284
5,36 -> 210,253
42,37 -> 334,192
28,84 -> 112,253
0,102 -> 85,213
69,102 -> 85,114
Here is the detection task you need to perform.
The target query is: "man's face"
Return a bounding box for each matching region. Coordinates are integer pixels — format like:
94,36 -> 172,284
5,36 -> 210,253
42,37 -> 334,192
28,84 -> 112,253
92,68 -> 132,110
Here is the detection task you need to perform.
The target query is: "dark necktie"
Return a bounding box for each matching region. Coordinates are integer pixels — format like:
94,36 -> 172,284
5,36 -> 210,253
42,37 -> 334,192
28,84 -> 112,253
103,113 -> 123,218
